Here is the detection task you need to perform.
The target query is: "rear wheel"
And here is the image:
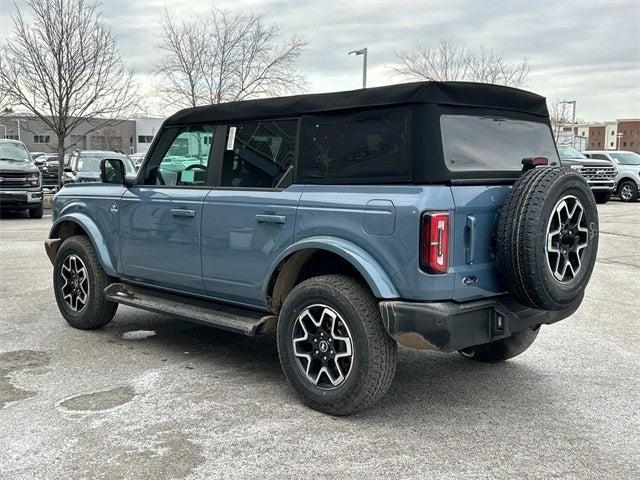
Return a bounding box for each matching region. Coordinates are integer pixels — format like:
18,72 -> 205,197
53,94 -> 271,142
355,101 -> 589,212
593,191 -> 611,204
277,275 -> 397,416
619,180 -> 639,202
459,328 -> 539,363
53,236 -> 118,329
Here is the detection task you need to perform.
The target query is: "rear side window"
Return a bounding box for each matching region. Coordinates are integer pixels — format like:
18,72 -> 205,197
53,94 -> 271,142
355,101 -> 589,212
221,120 -> 297,188
299,107 -> 411,184
441,115 -> 559,172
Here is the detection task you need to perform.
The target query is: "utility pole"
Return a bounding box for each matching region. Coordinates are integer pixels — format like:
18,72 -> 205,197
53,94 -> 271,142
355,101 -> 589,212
348,48 -> 368,88
560,100 -> 576,148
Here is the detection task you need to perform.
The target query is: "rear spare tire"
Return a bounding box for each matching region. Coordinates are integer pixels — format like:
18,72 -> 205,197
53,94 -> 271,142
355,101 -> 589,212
496,167 -> 598,311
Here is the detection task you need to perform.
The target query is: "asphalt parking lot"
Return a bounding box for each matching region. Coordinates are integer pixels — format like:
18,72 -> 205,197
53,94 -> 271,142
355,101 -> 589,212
1,202 -> 639,480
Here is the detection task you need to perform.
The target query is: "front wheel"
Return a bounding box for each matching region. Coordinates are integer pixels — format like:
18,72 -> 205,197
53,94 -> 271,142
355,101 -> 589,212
459,328 -> 539,363
619,180 -> 639,202
277,275 -> 397,416
53,235 -> 118,330
593,191 -> 611,204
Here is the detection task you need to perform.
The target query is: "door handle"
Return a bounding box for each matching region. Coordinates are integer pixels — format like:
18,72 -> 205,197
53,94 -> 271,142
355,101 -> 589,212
255,214 -> 286,225
465,214 -> 477,264
171,208 -> 196,218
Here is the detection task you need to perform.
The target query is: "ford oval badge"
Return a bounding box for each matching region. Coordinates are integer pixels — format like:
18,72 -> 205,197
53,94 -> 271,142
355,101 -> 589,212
462,275 -> 478,287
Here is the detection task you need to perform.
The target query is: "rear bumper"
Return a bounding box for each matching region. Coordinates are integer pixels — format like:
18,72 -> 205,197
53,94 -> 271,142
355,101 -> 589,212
0,189 -> 43,208
379,294 -> 583,352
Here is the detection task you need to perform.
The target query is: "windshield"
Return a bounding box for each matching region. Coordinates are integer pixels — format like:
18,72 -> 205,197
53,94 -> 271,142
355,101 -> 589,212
440,115 -> 559,172
557,146 -> 587,160
610,151 -> 640,165
0,142 -> 30,162
77,154 -> 135,173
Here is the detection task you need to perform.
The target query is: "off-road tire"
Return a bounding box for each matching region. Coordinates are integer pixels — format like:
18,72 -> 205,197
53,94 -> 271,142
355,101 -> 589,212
496,167 -> 599,311
618,180 -> 639,202
53,235 -> 118,329
593,191 -> 611,204
277,275 -> 397,416
460,328 -> 539,363
29,206 -> 44,219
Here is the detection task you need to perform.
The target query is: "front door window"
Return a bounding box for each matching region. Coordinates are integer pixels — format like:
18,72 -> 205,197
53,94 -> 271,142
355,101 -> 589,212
145,126 -> 216,186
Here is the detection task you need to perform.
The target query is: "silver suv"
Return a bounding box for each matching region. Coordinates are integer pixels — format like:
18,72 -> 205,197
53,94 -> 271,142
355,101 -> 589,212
583,150 -> 640,202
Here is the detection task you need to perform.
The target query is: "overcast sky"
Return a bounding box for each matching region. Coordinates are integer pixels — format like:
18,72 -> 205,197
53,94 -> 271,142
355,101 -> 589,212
1,0 -> 638,121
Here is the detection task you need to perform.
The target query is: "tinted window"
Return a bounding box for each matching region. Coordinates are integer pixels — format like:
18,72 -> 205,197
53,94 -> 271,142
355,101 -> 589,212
441,115 -> 559,171
221,120 -> 297,188
300,107 -> 410,183
145,126 -> 215,186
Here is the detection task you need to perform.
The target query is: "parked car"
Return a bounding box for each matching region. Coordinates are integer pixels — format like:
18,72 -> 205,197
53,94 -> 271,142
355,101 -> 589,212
34,154 -> 60,190
45,82 -> 599,415
30,152 -> 46,161
62,150 -> 136,185
0,139 -> 43,218
556,146 -> 617,203
583,150 -> 640,202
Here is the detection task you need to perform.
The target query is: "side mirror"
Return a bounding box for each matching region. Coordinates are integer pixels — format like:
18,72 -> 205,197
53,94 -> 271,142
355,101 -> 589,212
100,158 -> 125,184
64,166 -> 73,173
100,158 -> 136,186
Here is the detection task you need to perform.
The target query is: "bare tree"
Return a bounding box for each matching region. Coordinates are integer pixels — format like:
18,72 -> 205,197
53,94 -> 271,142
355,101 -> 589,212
393,39 -> 529,87
549,100 -> 572,142
0,0 -> 138,185
155,7 -> 308,109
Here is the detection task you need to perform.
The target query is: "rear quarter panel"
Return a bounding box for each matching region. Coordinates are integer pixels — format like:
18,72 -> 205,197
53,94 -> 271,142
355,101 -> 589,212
295,185 -> 457,301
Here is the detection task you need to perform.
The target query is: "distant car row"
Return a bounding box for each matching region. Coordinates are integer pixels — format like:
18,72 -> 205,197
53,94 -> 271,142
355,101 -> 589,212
1,138 -> 147,217
557,146 -> 640,203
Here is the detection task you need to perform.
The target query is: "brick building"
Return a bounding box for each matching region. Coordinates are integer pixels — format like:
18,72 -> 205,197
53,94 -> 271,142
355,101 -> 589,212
616,119 -> 640,153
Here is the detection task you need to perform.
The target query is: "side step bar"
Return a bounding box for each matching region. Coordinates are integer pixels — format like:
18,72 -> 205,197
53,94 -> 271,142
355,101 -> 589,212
104,283 -> 277,336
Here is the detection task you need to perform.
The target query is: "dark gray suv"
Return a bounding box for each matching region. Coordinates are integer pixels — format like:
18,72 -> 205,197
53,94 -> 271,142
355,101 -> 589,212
0,139 -> 43,218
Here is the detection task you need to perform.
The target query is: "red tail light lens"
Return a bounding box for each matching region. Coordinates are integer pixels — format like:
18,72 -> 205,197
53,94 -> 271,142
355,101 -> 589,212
421,213 -> 449,274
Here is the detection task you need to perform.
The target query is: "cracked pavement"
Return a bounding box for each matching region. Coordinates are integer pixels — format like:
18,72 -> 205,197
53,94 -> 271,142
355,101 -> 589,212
0,202 -> 639,479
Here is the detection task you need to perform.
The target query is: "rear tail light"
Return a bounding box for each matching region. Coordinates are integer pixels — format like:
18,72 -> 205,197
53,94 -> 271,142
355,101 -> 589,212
420,212 -> 449,274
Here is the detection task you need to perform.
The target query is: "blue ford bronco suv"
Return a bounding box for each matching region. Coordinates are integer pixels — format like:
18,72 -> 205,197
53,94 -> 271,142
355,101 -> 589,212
45,82 -> 599,415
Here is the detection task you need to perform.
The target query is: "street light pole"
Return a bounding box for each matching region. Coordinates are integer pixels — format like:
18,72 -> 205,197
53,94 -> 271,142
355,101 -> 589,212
560,100 -> 576,148
0,125 -> 6,139
348,47 -> 368,88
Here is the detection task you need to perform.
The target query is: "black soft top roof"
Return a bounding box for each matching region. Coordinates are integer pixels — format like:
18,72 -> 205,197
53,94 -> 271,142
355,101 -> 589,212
164,81 -> 549,126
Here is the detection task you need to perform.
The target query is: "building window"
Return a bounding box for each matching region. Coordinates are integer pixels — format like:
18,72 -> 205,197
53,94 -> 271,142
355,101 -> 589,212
611,131 -> 615,136
610,142 -> 614,147
623,142 -> 627,147
598,142 -> 601,147
138,135 -> 154,143
34,135 -> 50,144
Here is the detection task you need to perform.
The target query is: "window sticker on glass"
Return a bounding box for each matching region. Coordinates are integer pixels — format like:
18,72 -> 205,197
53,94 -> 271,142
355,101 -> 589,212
227,127 -> 237,150
180,169 -> 195,183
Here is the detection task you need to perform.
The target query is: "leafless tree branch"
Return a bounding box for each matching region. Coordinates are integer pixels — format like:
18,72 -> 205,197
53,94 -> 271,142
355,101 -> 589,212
155,6 -> 308,109
393,39 -> 529,87
0,0 -> 139,185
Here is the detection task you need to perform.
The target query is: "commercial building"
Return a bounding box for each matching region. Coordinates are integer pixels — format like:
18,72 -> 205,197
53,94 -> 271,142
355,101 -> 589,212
0,114 -> 163,155
562,119 -> 639,153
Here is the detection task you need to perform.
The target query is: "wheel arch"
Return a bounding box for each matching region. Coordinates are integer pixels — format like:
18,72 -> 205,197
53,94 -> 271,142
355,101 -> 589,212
46,213 -> 117,276
264,236 -> 400,312
617,176 -> 640,191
